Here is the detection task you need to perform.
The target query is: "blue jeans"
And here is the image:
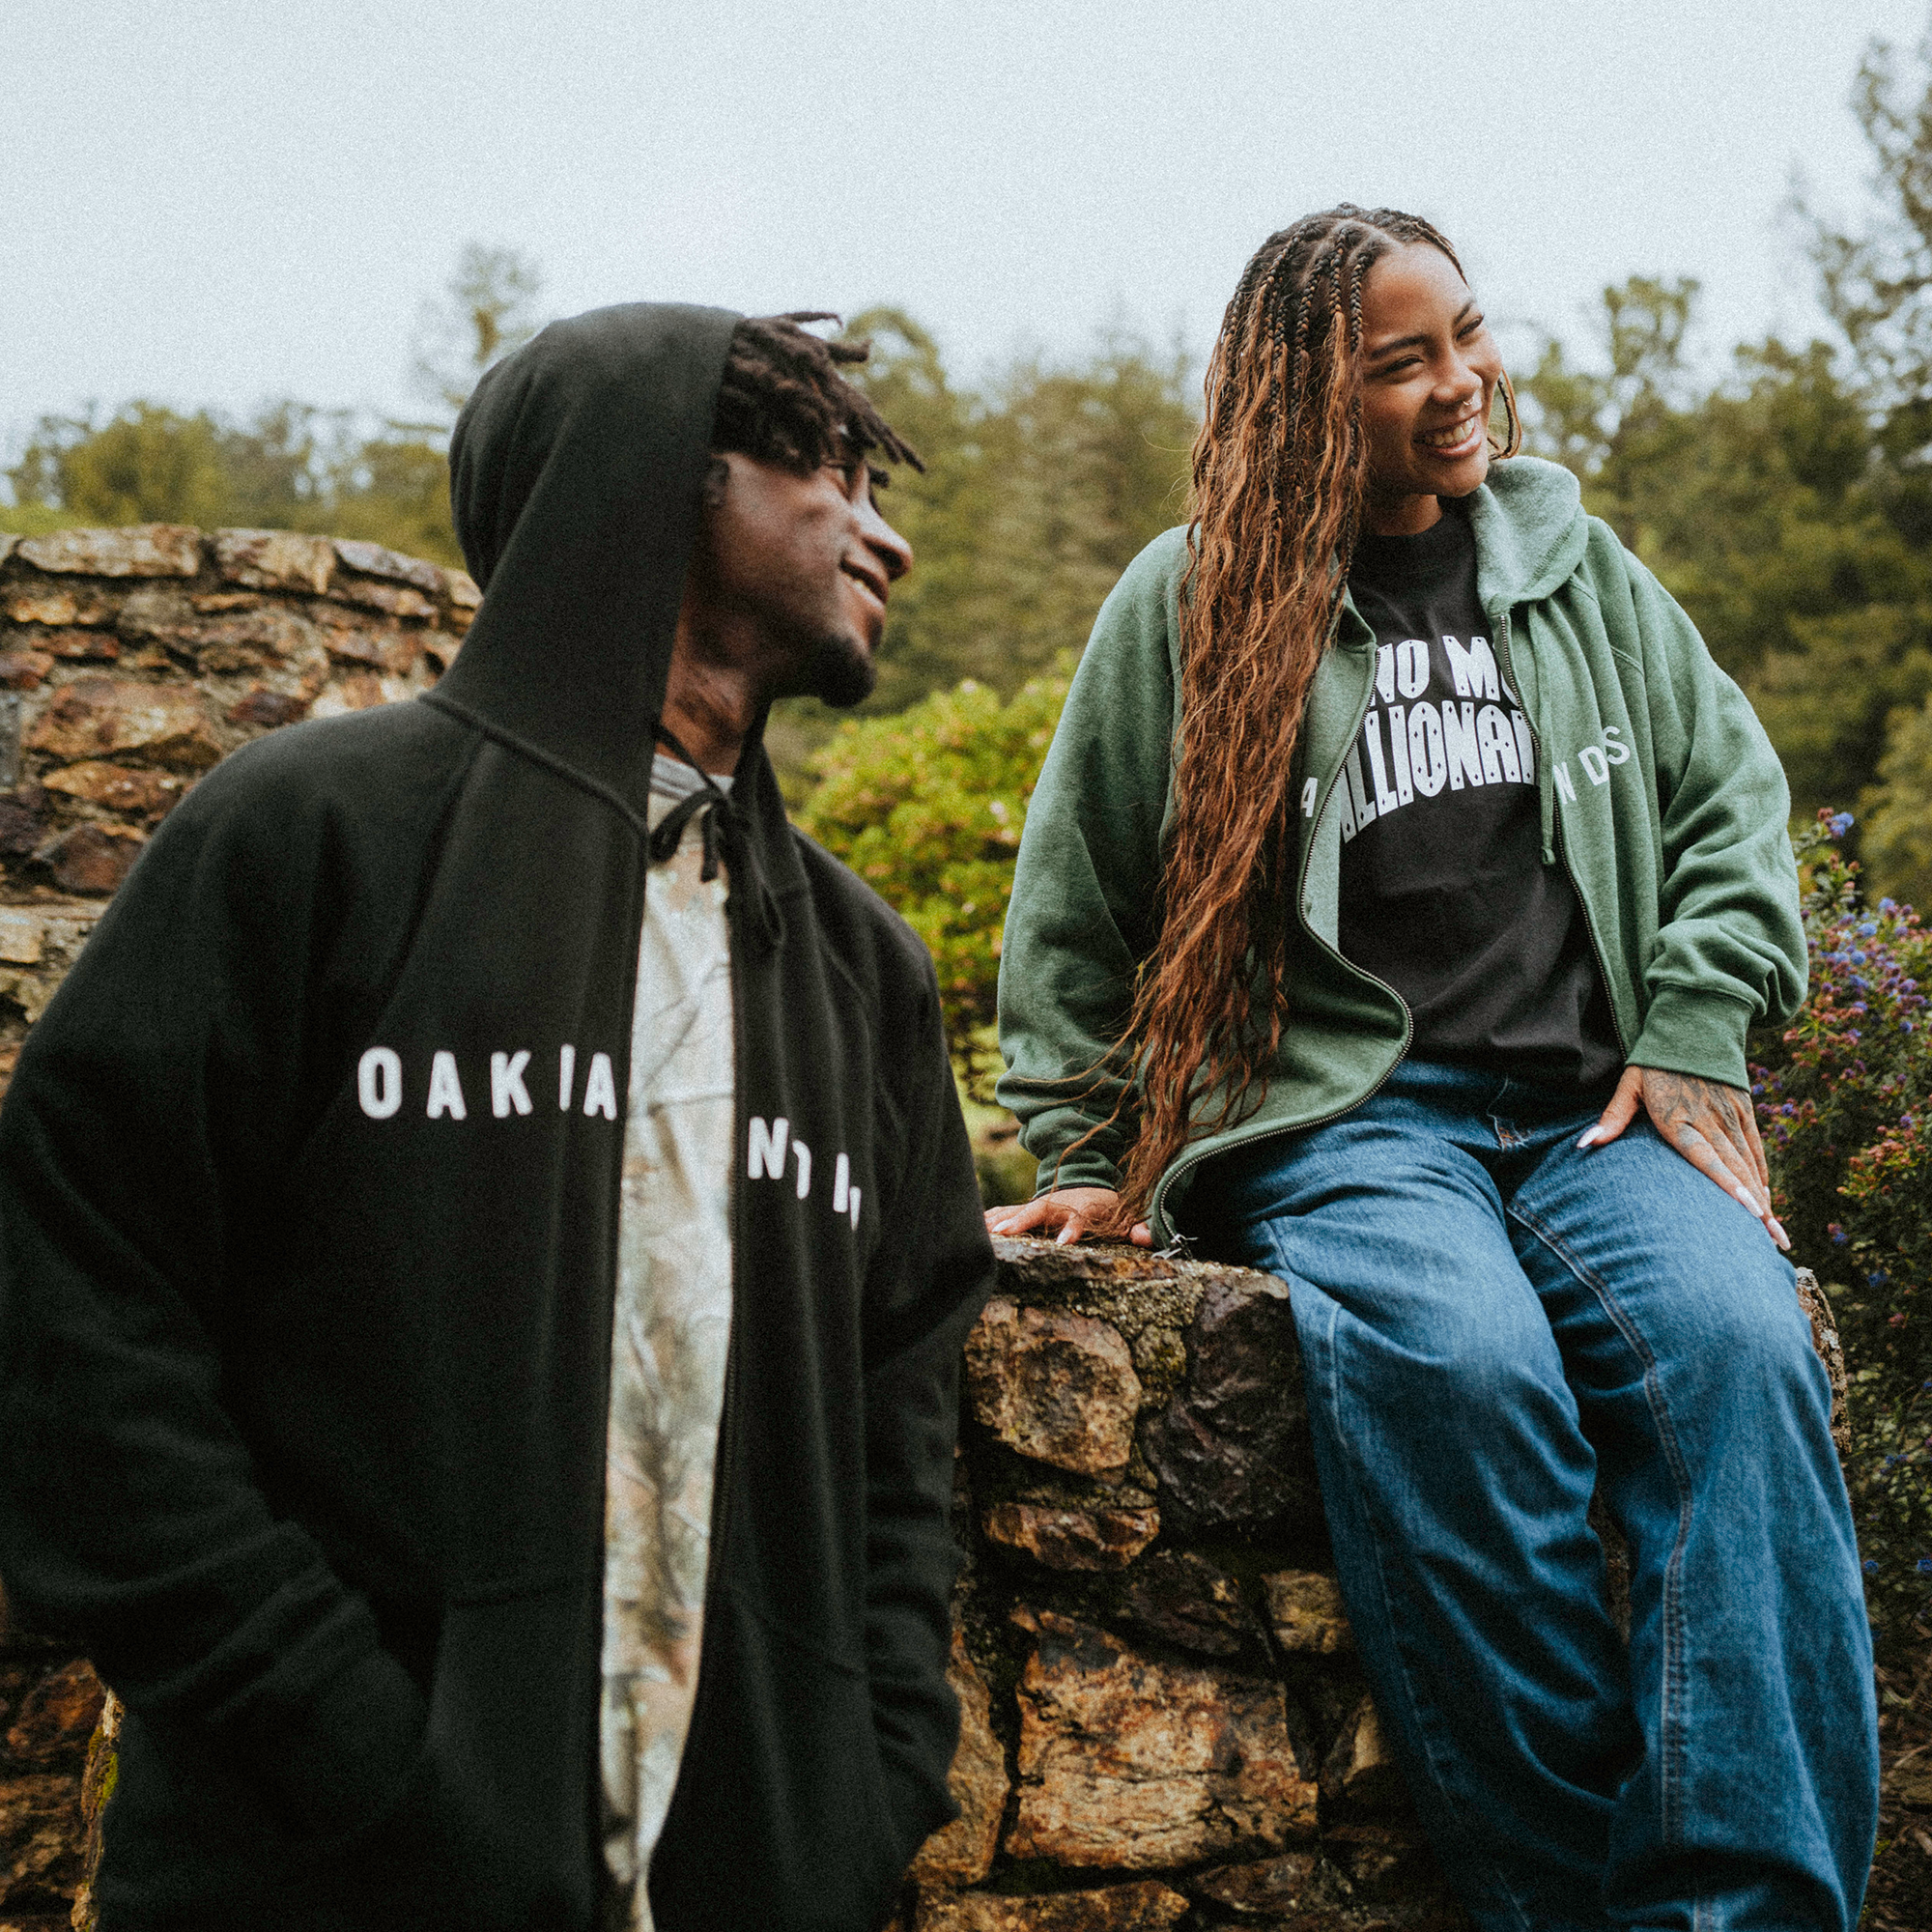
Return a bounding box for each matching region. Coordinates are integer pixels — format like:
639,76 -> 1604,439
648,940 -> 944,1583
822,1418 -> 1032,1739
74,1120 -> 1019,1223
1196,1060 -> 1876,1932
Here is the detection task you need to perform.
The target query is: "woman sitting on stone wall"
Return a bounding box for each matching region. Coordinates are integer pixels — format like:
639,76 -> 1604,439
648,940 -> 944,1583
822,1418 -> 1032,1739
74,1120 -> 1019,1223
985,206 -> 1877,1932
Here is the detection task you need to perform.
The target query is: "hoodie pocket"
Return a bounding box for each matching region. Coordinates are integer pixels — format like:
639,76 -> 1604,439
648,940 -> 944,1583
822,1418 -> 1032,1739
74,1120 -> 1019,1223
647,1584 -> 903,1932
301,1577 -> 602,1930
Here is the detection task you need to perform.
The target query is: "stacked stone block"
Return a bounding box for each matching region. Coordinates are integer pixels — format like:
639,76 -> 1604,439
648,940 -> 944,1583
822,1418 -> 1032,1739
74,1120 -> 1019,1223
0,525 -> 474,1097
905,1238 -> 1468,1932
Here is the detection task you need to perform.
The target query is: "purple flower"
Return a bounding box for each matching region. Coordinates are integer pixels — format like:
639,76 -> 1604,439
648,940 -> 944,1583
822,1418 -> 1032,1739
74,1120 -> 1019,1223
1832,811 -> 1856,837
1865,1557 -> 1881,1574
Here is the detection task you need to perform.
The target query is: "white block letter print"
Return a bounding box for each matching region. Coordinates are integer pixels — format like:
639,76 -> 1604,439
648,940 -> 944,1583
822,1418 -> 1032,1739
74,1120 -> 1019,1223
747,1117 -> 789,1179
558,1044 -> 577,1112
1408,704 -> 1447,798
1395,639 -> 1430,698
1443,636 -> 1500,701
582,1052 -> 618,1120
426,1050 -> 467,1121
492,1050 -> 533,1118
357,1047 -> 402,1120
790,1140 -> 811,1200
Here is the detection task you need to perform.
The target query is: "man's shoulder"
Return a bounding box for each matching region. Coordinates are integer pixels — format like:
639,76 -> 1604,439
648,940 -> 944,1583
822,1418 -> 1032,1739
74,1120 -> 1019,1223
786,827 -> 938,1005
159,698 -> 475,864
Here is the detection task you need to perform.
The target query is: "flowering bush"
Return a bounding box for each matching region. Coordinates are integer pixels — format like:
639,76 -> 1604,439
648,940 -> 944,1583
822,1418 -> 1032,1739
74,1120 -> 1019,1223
1751,810 -> 1932,1651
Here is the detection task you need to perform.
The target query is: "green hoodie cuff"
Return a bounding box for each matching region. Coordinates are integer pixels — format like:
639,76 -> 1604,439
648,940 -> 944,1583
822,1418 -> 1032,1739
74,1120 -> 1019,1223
1628,986 -> 1755,1091
1034,1147 -> 1123,1197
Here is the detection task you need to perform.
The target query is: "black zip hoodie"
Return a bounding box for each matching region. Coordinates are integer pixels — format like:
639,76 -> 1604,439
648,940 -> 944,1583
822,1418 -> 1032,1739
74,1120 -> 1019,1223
0,302 -> 995,1930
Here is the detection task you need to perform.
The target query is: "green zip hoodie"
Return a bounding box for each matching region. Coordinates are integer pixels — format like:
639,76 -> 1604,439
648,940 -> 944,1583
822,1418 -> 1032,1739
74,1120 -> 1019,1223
995,455 -> 1806,1249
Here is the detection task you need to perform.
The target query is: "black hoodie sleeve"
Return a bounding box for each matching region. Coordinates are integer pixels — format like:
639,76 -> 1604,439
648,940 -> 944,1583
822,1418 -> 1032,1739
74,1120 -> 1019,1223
0,754 -> 431,1840
857,961 -> 996,1863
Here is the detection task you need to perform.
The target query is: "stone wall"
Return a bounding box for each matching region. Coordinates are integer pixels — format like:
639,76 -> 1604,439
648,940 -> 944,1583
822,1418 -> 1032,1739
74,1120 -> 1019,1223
0,529 -> 1850,1930
0,524 -> 473,1094
896,1239 -> 1847,1932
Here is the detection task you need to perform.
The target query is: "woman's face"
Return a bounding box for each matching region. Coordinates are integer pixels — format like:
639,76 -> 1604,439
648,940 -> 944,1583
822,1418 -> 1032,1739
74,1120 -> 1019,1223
1355,242 -> 1503,535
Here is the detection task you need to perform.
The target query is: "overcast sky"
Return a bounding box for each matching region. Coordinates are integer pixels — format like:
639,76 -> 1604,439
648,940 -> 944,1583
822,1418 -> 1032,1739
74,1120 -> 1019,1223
6,0 -> 1929,451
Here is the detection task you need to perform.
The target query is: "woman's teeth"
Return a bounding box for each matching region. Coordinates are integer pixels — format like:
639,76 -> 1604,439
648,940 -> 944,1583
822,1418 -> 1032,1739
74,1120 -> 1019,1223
1418,414 -> 1479,450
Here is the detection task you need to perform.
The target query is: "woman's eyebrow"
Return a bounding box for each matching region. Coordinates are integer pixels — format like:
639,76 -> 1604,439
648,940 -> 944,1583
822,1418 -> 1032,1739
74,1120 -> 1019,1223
1365,298 -> 1478,361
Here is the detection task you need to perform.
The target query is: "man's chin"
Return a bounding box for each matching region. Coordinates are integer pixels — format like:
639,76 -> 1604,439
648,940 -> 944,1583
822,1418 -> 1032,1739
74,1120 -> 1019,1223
798,631 -> 878,710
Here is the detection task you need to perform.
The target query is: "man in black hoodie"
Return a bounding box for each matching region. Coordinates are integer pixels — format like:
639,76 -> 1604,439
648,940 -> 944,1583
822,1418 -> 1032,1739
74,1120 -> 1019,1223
0,304 -> 995,1931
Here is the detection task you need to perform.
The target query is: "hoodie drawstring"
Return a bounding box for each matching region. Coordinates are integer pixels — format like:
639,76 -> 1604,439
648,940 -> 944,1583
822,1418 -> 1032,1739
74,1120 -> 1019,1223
648,723 -> 786,949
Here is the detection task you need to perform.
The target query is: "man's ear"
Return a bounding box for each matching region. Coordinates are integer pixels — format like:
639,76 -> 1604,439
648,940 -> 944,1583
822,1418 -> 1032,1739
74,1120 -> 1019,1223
701,454 -> 730,509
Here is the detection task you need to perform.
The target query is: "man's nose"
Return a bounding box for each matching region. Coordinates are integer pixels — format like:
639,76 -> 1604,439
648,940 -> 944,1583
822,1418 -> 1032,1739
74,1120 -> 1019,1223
862,501 -> 913,582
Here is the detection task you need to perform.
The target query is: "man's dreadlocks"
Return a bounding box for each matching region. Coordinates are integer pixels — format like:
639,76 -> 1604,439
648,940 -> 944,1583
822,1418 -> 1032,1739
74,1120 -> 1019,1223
708,313 -> 922,492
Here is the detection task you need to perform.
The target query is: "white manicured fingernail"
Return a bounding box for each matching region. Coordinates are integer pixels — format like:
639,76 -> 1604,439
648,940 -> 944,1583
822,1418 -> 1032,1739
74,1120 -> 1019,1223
1577,1126 -> 1602,1149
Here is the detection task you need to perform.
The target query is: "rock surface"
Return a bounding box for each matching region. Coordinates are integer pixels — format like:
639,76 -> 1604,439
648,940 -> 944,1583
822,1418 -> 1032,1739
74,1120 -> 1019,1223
1119,1551 -> 1264,1659
1322,1694 -> 1410,1817
909,1632 -> 1009,1889
982,1502 -> 1159,1571
18,526 -> 201,579
1007,1609 -> 1317,1870
915,1881 -> 1190,1932
1139,1274 -> 1321,1533
965,1299 -> 1141,1475
1264,1569 -> 1354,1658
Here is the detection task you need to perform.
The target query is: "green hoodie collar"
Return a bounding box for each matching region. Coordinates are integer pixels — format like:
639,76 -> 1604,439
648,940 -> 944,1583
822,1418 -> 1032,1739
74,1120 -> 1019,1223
1464,455 -> 1590,611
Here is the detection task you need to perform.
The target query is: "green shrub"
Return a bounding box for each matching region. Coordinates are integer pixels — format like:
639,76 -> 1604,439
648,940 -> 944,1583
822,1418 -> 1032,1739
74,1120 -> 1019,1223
795,671 -> 1070,1102
1752,810 -> 1932,1653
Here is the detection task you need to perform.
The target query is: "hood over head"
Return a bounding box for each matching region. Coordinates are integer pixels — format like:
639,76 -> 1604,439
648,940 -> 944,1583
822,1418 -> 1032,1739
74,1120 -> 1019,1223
441,301 -> 740,815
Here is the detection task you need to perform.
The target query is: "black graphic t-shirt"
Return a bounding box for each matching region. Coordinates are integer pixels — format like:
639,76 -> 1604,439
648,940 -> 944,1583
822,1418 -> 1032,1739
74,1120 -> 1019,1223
1338,501 -> 1621,1088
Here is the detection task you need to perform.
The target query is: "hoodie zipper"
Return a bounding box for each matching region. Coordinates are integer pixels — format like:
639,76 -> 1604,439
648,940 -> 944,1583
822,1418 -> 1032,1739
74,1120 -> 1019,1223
1148,645 -> 1412,1240
1492,611 -> 1632,1058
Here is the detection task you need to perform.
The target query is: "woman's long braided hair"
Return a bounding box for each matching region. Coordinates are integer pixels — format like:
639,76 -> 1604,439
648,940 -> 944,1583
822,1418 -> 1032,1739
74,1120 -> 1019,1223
1101,205 -> 1518,1226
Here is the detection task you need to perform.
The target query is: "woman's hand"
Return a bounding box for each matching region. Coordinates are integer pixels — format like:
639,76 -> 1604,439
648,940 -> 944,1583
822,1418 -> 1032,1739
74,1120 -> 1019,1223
984,1187 -> 1153,1249
1579,1065 -> 1789,1251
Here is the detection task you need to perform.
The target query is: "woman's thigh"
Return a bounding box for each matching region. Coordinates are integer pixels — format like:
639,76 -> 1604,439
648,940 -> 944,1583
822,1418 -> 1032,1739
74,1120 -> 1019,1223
1205,1079 -> 1566,1378
1501,1112 -> 1822,1469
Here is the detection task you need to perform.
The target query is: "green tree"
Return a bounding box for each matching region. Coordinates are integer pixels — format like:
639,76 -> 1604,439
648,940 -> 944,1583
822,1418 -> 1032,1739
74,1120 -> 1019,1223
770,316 -> 1196,791
8,403 -> 231,528
411,242 -> 545,420
1863,693 -> 1932,911
1518,274 -> 1703,554
1519,275 -> 1932,838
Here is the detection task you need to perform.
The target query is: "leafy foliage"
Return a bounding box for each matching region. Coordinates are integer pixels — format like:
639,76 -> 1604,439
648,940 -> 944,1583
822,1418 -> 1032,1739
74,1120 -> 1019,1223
1752,813 -> 1932,1652
0,242 -> 549,566
795,671 -> 1070,1100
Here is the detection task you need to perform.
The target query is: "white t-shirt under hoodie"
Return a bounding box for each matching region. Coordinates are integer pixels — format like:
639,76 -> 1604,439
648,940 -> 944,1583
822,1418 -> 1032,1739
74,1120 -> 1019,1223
599,754 -> 736,1931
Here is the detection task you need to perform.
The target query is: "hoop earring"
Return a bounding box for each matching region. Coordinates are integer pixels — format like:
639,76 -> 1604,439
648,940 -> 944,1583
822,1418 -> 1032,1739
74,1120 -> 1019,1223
1488,369 -> 1522,460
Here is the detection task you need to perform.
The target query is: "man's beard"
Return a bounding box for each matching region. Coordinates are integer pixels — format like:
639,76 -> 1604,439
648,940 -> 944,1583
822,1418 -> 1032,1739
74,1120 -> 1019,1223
797,626 -> 878,709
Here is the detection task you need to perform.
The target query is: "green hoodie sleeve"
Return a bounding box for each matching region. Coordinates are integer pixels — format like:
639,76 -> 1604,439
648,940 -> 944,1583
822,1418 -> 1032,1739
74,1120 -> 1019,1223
1612,543 -> 1807,1087
995,529 -> 1186,1194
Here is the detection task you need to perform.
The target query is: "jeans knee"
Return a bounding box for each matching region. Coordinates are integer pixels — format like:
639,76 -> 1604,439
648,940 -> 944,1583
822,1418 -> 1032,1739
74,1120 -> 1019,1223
1367,1315 -> 1570,1432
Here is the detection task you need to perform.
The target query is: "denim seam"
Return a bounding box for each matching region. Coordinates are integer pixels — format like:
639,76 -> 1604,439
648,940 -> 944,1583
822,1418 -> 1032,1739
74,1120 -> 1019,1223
1286,1240 -> 1537,1932
1512,1201 -> 1704,1910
